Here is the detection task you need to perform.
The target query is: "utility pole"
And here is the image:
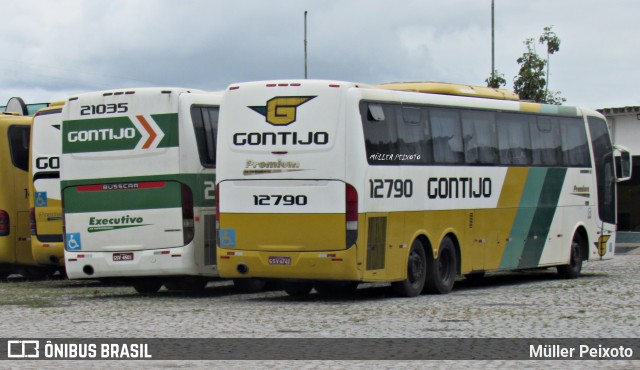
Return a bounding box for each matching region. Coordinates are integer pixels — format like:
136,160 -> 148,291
491,0 -> 495,81
304,11 -> 308,79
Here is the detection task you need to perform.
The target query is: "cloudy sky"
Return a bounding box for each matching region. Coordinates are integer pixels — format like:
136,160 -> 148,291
1,0 -> 637,109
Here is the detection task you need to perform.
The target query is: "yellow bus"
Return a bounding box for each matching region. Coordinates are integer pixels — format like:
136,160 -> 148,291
0,98 -> 50,279
215,80 -> 631,297
29,102 -> 65,275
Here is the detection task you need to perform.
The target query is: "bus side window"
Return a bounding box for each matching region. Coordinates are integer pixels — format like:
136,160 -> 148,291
8,125 -> 30,172
461,110 -> 498,165
531,116 -> 561,166
430,108 -> 464,164
497,113 -> 532,166
191,105 -> 218,168
560,118 -> 590,167
397,106 -> 431,164
362,103 -> 398,164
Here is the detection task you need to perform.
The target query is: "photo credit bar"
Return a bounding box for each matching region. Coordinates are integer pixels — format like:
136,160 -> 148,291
1,338 -> 639,361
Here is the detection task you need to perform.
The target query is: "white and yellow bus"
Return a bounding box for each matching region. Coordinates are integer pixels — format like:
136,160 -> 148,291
29,102 -> 65,274
215,80 -> 631,297
61,88 -> 226,293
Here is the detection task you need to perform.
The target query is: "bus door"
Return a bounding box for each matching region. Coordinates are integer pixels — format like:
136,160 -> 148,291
587,116 -> 616,257
184,98 -> 220,269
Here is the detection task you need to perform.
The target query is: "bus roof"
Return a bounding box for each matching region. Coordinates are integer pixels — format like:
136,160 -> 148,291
376,82 -> 520,101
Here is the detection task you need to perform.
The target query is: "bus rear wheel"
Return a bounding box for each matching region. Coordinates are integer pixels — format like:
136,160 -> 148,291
557,232 -> 583,279
391,239 -> 427,297
424,236 -> 457,294
283,282 -> 313,297
314,281 -> 359,297
132,279 -> 163,294
164,277 -> 209,291
233,278 -> 266,293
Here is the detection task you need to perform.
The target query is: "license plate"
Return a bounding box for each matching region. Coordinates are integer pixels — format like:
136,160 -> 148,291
268,256 -> 291,265
113,252 -> 134,261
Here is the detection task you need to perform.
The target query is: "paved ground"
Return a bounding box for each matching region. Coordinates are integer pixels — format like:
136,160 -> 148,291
1,250 -> 638,368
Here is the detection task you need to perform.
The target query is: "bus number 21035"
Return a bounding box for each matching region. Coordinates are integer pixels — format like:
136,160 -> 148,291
369,179 -> 413,198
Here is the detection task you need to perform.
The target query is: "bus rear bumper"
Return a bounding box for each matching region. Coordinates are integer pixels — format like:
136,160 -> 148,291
216,246 -> 361,281
32,241 -> 65,267
64,245 -> 216,279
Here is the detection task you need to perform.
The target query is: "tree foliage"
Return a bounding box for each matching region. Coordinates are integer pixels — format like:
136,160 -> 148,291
485,70 -> 506,88
513,38 -> 547,102
487,26 -> 566,105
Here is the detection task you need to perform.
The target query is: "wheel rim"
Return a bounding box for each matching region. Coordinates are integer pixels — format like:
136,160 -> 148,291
408,248 -> 424,285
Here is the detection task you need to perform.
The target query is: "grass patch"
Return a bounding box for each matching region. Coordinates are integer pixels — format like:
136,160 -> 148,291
0,298 -> 57,308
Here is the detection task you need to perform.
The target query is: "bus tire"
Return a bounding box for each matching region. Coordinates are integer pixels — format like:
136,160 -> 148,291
283,282 -> 313,297
391,239 -> 427,297
557,232 -> 583,279
22,266 -> 56,280
314,281 -> 359,297
424,236 -> 457,294
164,277 -> 208,291
132,279 -> 163,294
233,278 -> 266,293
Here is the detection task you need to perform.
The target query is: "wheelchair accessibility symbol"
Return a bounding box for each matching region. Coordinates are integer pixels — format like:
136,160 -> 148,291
66,233 -> 82,251
219,228 -> 236,247
35,192 -> 48,207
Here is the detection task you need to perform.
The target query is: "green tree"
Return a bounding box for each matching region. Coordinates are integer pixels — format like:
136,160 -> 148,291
513,38 -> 547,102
513,28 -> 565,105
485,69 -> 507,88
539,26 -> 560,90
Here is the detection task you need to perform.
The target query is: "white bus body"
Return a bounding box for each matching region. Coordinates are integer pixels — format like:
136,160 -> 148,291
61,88 -> 221,293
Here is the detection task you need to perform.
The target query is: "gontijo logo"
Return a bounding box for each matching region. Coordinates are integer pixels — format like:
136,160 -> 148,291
249,96 -> 316,126
235,96 -> 328,147
63,114 -> 176,154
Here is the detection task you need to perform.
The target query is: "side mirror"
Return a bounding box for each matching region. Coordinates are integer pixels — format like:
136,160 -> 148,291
614,144 -> 632,182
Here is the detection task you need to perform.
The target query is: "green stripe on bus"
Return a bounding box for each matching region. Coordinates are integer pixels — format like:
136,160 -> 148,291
61,173 -> 215,209
499,167 -> 547,269
64,181 -> 183,213
152,113 -> 180,148
517,167 -> 567,268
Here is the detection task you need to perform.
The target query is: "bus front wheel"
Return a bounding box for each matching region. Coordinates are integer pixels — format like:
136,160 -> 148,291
424,236 -> 457,294
391,239 -> 427,297
557,232 -> 583,279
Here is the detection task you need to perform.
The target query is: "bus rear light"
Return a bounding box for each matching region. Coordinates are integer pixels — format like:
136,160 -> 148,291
215,184 -> 220,241
29,207 -> 37,235
346,183 -> 358,247
181,184 -> 194,245
0,210 -> 9,237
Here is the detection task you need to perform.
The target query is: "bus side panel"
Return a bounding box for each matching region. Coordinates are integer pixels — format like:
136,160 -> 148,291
9,124 -> 35,266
